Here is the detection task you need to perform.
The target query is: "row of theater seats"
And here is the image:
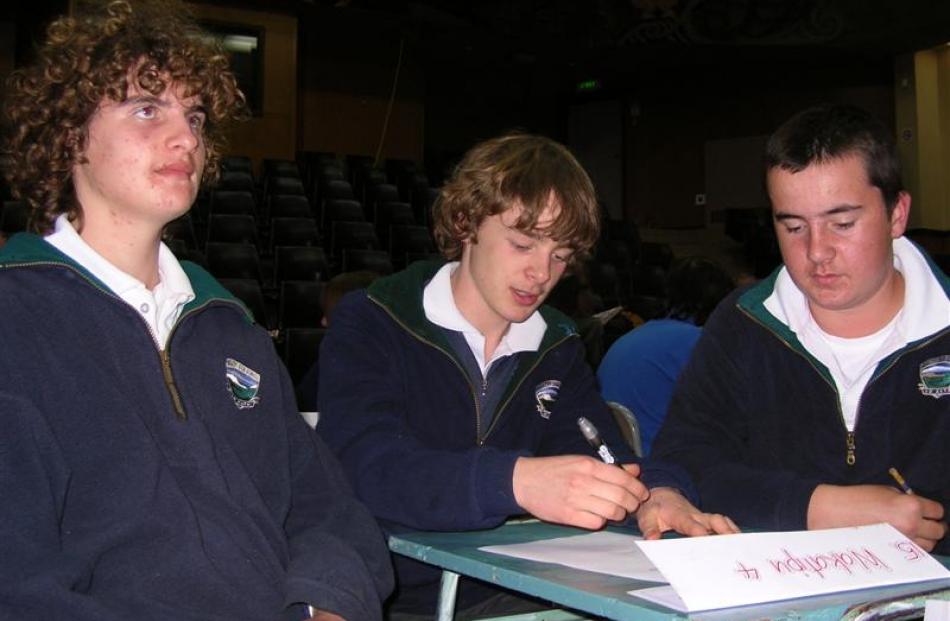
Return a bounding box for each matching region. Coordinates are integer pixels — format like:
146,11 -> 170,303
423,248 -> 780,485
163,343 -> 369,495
270,155 -> 438,391
163,155 -> 442,337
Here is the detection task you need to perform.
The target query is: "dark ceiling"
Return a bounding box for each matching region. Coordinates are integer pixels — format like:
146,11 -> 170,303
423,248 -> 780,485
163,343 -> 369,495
10,0 -> 949,89
245,0 -> 950,66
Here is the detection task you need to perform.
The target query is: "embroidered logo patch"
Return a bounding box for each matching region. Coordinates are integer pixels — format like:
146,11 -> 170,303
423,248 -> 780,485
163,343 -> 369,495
534,380 -> 561,419
918,355 -> 950,399
225,358 -> 261,409
558,322 -> 578,337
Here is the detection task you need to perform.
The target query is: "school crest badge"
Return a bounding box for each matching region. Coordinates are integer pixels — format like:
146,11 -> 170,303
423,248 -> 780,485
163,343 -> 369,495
534,380 -> 561,419
918,355 -> 950,399
226,358 -> 261,409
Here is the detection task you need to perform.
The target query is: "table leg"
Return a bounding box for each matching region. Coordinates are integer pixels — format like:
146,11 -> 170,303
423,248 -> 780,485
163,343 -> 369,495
436,570 -> 460,621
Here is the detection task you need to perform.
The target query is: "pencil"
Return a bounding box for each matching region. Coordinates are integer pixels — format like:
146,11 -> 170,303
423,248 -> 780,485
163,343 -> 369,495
888,467 -> 914,495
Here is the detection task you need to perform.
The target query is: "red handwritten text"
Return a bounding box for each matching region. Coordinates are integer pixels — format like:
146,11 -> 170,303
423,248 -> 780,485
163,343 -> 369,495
894,540 -> 924,561
767,548 -> 891,580
735,562 -> 761,580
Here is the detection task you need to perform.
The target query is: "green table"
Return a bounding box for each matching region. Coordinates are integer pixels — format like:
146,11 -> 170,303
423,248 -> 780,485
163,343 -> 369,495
388,521 -> 950,620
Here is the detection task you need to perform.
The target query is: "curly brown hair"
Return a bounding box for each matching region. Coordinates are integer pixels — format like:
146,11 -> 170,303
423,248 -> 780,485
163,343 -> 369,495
432,133 -> 600,261
1,0 -> 248,234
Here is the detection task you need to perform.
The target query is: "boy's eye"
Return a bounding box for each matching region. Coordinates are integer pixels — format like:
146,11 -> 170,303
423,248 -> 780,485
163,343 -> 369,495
188,113 -> 206,131
134,105 -> 157,119
511,239 -> 533,252
834,221 -> 855,231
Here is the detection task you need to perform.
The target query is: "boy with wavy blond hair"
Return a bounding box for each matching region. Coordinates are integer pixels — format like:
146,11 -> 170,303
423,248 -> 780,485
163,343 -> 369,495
318,132 -> 736,618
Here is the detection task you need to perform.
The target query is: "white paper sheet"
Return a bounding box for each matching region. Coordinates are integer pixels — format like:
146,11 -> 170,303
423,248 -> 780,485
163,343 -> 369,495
926,600 -> 950,621
631,523 -> 950,612
479,530 -> 666,583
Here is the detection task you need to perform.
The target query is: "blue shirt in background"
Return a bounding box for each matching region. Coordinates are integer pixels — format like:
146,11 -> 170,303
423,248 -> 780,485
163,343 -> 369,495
596,318 -> 701,456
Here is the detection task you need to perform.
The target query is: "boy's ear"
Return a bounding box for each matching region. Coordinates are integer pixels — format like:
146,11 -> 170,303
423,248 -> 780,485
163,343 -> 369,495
889,191 -> 910,239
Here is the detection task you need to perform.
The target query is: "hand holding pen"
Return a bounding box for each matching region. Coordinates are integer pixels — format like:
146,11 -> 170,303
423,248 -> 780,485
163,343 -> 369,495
809,469 -> 947,552
509,418 -> 647,529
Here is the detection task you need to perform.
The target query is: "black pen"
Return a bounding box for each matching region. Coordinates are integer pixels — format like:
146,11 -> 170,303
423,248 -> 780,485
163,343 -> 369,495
577,416 -> 623,467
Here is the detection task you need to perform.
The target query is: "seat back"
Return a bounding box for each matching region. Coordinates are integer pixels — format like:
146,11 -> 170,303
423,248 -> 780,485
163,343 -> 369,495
269,217 -> 320,252
205,242 -> 262,282
206,213 -> 259,247
218,278 -> 270,328
278,280 -> 324,329
210,190 -> 257,217
331,221 -> 378,262
342,248 -> 393,275
606,401 -> 644,458
281,327 -> 327,389
274,245 -> 329,283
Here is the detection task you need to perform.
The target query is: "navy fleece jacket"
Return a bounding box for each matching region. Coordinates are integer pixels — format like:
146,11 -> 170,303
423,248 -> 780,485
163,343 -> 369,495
317,260 -> 695,613
653,253 -> 950,554
0,233 -> 393,620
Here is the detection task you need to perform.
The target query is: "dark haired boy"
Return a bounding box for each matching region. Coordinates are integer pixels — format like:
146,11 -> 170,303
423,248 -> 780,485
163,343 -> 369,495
653,103 -> 950,553
0,1 -> 392,619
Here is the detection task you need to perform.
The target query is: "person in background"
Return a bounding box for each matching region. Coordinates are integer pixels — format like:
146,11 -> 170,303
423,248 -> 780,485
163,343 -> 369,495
597,256 -> 735,455
297,269 -> 380,412
652,103 -> 950,553
0,1 -> 392,618
317,132 -> 738,619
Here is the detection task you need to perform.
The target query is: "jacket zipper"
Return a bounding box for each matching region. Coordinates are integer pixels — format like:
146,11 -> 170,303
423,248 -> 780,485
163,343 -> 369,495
478,333 -> 571,444
156,299 -> 231,421
2,259 -> 237,422
369,296 -> 571,444
740,305 -> 948,467
160,349 -> 188,420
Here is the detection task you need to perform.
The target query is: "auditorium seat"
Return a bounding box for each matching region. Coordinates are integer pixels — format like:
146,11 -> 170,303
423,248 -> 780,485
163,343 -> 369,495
364,182 -> 400,221
205,242 -> 262,282
389,224 -> 435,269
163,214 -> 198,250
374,201 -> 415,247
218,277 -> 271,328
206,213 -> 259,247
330,221 -> 379,263
217,170 -> 255,193
210,190 -> 257,217
281,327 -> 327,389
274,245 -> 330,283
268,194 -> 313,219
279,280 -> 324,329
342,248 -> 393,275
269,217 -> 320,252
220,155 -> 253,175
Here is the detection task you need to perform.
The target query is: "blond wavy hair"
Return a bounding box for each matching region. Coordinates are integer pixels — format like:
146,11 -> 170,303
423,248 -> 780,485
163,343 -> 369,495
432,133 -> 600,261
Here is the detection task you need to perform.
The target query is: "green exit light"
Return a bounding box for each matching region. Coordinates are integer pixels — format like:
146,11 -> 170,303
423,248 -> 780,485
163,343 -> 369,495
576,79 -> 602,92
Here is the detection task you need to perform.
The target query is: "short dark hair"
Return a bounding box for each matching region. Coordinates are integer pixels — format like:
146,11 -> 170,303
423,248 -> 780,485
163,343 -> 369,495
666,256 -> 734,326
432,132 -> 600,261
1,0 -> 248,234
764,104 -> 903,213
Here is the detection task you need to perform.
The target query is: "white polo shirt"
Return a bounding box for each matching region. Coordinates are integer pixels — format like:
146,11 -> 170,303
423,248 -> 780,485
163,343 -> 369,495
422,262 -> 547,376
45,214 -> 195,350
764,236 -> 950,430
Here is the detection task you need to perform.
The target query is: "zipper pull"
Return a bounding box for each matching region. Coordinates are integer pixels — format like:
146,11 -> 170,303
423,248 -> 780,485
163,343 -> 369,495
160,350 -> 188,421
845,431 -> 856,466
